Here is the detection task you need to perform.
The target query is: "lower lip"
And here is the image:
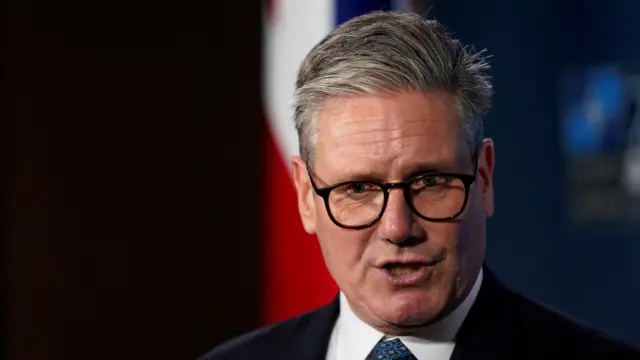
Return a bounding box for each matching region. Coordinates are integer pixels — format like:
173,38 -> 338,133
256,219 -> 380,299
375,264 -> 438,286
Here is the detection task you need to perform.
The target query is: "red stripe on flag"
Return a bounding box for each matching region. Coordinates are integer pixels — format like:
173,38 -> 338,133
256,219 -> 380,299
262,122 -> 338,325
265,0 -> 274,20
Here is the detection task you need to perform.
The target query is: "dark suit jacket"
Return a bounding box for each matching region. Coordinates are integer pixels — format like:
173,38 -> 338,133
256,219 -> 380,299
199,268 -> 640,359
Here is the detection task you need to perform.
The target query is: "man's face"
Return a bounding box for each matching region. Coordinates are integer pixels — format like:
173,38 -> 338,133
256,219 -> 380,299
292,90 -> 495,334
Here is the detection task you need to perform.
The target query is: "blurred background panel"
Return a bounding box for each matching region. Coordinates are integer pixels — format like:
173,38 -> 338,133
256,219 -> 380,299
430,0 -> 640,348
6,0 -> 640,359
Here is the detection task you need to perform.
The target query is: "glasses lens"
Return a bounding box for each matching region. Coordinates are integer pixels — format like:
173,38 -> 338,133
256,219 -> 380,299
410,174 -> 467,219
327,182 -> 384,227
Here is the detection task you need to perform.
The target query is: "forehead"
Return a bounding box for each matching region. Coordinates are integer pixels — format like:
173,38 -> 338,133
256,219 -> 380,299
315,90 -> 466,179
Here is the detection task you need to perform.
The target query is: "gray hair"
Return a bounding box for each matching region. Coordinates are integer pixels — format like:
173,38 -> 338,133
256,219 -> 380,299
293,11 -> 493,167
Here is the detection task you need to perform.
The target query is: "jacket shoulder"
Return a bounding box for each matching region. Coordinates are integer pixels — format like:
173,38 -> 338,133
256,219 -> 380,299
196,300 -> 338,360
512,292 -> 640,358
196,321 -> 284,360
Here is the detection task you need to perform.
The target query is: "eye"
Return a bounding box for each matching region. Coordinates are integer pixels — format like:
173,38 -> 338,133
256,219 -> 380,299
344,182 -> 372,194
412,175 -> 445,189
332,182 -> 380,198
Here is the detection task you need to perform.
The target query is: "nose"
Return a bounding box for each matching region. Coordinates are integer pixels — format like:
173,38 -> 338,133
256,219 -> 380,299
377,188 -> 424,244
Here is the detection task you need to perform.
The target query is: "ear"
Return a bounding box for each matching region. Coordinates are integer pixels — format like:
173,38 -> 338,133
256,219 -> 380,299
291,156 -> 317,234
477,138 -> 495,217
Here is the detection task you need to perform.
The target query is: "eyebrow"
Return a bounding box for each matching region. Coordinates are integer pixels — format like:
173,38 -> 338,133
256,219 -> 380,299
401,163 -> 457,180
320,161 -> 457,185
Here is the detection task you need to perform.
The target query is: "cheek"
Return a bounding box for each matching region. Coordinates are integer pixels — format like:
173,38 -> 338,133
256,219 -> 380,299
422,222 -> 462,254
442,195 -> 487,272
420,222 -> 466,278
459,192 -> 487,245
314,215 -> 371,283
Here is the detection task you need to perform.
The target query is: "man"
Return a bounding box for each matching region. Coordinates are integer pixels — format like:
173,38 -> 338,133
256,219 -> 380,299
200,11 -> 640,360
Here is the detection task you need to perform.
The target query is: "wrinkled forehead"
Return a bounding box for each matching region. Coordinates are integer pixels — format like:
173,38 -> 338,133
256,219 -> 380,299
314,91 -> 469,179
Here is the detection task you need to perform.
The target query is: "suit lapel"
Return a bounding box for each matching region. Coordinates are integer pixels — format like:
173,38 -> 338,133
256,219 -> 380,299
449,266 -> 522,360
289,294 -> 340,360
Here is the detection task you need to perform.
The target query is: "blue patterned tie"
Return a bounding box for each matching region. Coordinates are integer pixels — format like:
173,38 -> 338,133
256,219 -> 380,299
366,338 -> 417,360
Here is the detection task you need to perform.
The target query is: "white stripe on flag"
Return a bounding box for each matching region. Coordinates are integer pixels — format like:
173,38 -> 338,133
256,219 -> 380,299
263,0 -> 334,169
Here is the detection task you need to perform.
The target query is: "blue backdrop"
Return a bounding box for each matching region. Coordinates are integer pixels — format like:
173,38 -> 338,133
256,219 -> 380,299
433,0 -> 640,348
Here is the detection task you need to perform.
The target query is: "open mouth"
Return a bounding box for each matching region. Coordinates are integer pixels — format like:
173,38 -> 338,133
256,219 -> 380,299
380,252 -> 445,276
383,263 -> 425,275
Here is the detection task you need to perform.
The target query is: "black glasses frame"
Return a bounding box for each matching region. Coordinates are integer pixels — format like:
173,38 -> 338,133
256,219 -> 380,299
307,161 -> 478,230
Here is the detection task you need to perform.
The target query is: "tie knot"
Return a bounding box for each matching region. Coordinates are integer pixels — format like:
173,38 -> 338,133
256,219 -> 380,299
367,338 -> 417,360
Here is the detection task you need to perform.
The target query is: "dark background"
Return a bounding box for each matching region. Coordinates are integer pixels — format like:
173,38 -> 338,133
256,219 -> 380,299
7,0 -> 262,359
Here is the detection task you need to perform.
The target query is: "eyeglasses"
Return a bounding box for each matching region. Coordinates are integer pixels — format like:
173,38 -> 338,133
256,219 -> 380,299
307,162 -> 477,230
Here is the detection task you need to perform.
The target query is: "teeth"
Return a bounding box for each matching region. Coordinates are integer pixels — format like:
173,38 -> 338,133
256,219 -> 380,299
388,264 -> 422,275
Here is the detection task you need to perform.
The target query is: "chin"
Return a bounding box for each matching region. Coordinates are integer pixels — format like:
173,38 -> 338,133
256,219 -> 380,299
370,287 -> 447,329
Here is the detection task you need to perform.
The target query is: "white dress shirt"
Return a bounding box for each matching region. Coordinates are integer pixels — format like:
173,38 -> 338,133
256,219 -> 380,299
326,268 -> 483,360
